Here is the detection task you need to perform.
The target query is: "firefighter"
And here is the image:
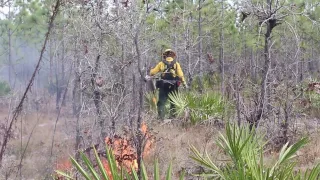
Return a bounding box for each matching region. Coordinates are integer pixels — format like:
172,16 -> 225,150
146,49 -> 188,120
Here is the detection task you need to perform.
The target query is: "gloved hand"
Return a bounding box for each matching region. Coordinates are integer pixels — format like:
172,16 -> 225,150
183,82 -> 189,89
145,75 -> 152,81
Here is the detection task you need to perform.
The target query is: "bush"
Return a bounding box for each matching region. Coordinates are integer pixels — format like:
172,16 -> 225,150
169,90 -> 233,124
306,91 -> 320,109
190,73 -> 220,91
0,80 -> 11,96
300,81 -> 320,117
190,123 -> 320,180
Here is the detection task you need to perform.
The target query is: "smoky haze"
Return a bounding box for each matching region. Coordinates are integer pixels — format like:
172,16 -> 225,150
0,39 -> 50,92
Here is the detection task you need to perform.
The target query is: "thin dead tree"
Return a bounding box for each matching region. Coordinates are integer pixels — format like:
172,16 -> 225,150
241,0 -> 287,130
133,21 -> 145,178
132,6 -> 156,176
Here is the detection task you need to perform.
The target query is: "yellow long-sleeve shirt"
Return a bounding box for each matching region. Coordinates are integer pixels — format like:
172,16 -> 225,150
150,61 -> 186,84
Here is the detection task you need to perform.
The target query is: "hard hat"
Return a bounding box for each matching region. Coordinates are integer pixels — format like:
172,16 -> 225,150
164,49 -> 174,53
163,49 -> 176,58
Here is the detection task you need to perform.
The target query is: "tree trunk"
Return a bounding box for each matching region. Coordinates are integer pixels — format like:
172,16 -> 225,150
55,68 -> 61,111
92,54 -> 104,136
73,49 -> 81,154
197,0 -> 203,93
187,13 -> 192,85
61,35 -> 67,106
8,4 -> 12,87
136,77 -> 144,178
121,44 -> 125,86
49,40 -> 53,88
219,0 -> 225,96
234,74 -> 241,126
250,1 -> 274,130
73,62 -> 81,161
72,38 -> 81,116
129,74 -> 136,129
299,37 -> 304,97
281,85 -> 290,145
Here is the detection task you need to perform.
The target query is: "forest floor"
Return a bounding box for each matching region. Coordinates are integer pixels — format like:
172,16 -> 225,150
0,105 -> 75,179
1,103 -> 320,179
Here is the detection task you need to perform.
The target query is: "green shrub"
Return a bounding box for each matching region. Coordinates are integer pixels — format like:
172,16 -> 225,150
0,80 -> 11,96
169,90 -> 233,124
300,80 -> 320,117
190,123 -> 320,180
306,91 -> 320,109
190,74 -> 220,91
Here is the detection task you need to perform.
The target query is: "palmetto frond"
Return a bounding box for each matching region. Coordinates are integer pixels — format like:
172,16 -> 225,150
169,90 -> 231,124
168,90 -> 188,116
55,146 -> 181,180
190,123 -> 320,180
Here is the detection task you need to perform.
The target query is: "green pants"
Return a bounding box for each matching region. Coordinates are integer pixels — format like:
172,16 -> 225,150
157,86 -> 177,120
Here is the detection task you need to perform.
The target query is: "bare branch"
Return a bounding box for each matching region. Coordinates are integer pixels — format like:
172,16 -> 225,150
0,0 -> 11,7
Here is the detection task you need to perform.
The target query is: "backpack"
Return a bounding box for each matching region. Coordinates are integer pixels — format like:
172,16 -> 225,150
161,60 -> 179,81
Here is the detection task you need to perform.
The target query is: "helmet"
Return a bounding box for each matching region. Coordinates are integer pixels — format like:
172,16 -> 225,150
163,49 -> 176,59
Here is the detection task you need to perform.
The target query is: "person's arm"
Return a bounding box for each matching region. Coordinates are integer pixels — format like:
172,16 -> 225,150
176,63 -> 186,85
150,62 -> 163,76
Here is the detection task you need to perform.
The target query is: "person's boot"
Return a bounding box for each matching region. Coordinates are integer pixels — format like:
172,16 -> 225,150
169,109 -> 176,119
158,106 -> 165,120
169,103 -> 176,119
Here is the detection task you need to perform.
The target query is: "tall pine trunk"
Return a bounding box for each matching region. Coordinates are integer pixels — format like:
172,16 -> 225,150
8,4 -> 12,87
219,0 -> 225,96
197,0 -> 203,93
73,38 -> 82,155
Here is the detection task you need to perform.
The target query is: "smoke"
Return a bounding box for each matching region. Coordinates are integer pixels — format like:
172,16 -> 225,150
0,39 -> 50,92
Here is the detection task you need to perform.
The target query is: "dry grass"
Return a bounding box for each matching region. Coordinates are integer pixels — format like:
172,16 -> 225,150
144,120 -> 223,179
296,132 -> 320,170
0,106 -> 75,179
1,103 -> 320,179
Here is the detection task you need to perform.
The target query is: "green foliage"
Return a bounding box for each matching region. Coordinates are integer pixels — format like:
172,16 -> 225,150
306,91 -> 320,109
55,146 -> 180,180
146,14 -> 156,25
167,90 -> 188,116
13,0 -> 49,42
0,81 -> 11,96
300,79 -> 320,109
169,90 -> 233,124
188,92 -> 226,123
190,123 -> 320,180
190,74 -> 220,91
0,0 -> 54,66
